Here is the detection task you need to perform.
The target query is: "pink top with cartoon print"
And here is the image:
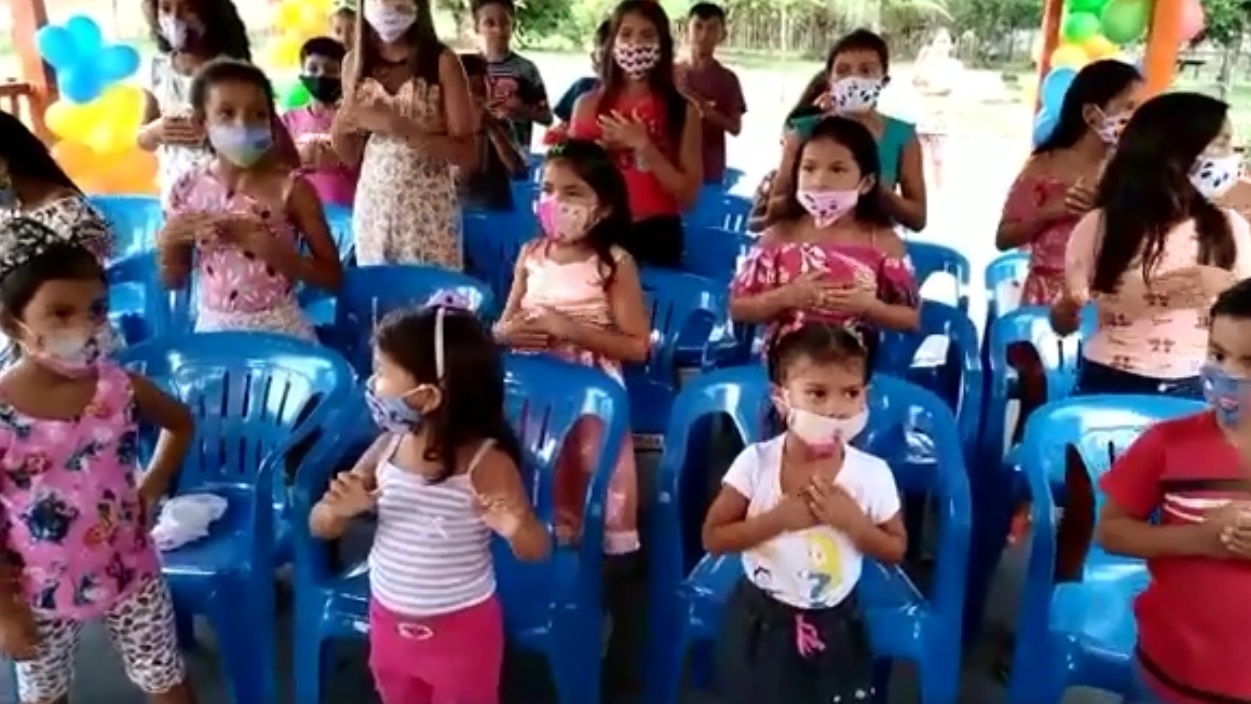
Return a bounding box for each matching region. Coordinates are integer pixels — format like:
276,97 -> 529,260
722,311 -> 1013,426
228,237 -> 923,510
0,363 -> 159,618
167,166 -> 302,315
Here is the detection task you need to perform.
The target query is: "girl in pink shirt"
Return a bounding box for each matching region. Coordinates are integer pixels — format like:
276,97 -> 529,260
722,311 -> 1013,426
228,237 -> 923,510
158,60 -> 343,339
569,0 -> 702,269
0,219 -> 196,704
1054,91 -> 1251,397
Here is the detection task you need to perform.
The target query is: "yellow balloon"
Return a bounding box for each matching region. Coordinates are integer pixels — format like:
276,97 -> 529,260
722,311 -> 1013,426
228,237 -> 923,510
1082,34 -> 1118,60
1050,43 -> 1089,69
264,35 -> 304,70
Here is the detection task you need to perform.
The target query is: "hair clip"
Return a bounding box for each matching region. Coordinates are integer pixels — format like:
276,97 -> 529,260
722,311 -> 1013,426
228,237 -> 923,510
775,315 -> 807,342
424,290 -> 473,311
841,323 -> 866,348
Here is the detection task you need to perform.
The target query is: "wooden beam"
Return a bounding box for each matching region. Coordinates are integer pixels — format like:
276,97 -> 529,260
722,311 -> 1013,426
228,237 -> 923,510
9,0 -> 55,139
1142,0 -> 1182,97
1034,0 -> 1065,113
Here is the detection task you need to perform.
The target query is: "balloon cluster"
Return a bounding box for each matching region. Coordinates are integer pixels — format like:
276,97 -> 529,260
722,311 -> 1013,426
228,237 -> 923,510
264,0 -> 336,71
36,16 -> 156,194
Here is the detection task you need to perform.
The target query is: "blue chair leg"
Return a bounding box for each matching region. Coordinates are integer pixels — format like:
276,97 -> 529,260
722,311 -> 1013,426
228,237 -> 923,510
643,615 -> 685,704
292,625 -> 326,704
872,660 -> 892,703
919,649 -> 960,704
210,581 -> 277,704
550,617 -> 602,704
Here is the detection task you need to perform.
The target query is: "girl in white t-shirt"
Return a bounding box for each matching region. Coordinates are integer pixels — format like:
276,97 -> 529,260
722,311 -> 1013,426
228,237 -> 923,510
703,321 -> 906,704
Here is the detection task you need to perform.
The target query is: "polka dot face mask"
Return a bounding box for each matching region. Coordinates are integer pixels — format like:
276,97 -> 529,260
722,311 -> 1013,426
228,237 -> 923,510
612,42 -> 661,79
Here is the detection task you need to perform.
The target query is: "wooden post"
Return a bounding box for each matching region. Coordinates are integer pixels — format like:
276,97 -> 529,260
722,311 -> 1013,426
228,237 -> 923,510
9,0 -> 56,139
1142,0 -> 1182,97
1034,0 -> 1065,113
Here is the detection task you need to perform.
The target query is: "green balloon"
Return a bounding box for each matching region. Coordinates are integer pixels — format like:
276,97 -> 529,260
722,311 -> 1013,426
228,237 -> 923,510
1066,0 -> 1107,12
1100,0 -> 1149,44
280,81 -> 311,110
1062,11 -> 1102,42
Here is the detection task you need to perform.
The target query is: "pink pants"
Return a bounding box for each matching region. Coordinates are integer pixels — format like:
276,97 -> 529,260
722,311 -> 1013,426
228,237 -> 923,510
368,595 -> 504,704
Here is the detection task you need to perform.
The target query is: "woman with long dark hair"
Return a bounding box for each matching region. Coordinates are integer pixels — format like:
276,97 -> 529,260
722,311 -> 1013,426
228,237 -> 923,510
331,0 -> 475,267
1054,91 -> 1250,396
568,0 -> 702,269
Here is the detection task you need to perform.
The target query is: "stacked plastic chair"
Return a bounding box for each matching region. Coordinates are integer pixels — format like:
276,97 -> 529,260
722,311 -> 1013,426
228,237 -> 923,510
644,367 -> 971,704
463,209 -> 538,303
687,191 -> 753,234
88,194 -> 164,258
681,226 -> 756,365
290,354 -> 629,704
1008,395 -> 1205,703
905,241 -> 971,312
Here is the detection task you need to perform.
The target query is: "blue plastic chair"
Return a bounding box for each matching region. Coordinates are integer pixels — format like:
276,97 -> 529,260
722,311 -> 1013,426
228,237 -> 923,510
88,194 -> 164,259
678,226 -> 754,365
119,333 -> 353,704
687,191 -> 752,233
290,354 -> 628,704
463,210 -> 537,302
905,241 -> 971,311
511,179 -> 539,214
322,203 -> 355,264
628,268 -> 722,437
1008,395 -> 1206,704
106,252 -> 165,345
722,167 -> 745,191
320,265 -> 495,374
984,250 -> 1030,324
644,367 -> 971,704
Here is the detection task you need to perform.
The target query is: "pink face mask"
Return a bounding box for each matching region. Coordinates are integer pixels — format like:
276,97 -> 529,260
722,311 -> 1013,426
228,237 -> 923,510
537,195 -> 595,242
796,188 -> 859,228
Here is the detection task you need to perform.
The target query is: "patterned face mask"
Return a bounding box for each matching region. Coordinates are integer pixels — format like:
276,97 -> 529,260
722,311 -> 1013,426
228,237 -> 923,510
1202,362 -> 1251,427
1190,153 -> 1242,201
364,0 -> 417,42
537,195 -> 596,243
612,42 -> 661,79
829,76 -> 884,115
1093,109 -> 1130,145
796,188 -> 859,228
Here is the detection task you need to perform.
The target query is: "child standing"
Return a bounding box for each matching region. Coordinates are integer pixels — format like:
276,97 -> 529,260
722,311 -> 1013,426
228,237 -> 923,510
472,0 -> 552,152
678,2 -> 746,186
704,321 -> 904,704
1096,277 -> 1251,704
458,53 -> 527,212
310,305 -> 547,704
330,0 -> 357,52
158,60 -> 343,339
283,37 -> 359,209
0,219 -> 197,704
553,21 -> 610,125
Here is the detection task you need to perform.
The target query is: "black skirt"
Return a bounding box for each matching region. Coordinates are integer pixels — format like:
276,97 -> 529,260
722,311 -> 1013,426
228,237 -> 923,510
621,214 -> 685,269
715,579 -> 874,704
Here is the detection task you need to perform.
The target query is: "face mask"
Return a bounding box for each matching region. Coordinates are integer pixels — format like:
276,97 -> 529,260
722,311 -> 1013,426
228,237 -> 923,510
537,195 -> 595,243
366,307 -> 447,432
786,406 -> 868,454
1093,109 -> 1129,146
796,188 -> 859,228
364,1 -> 417,43
208,124 -> 273,168
300,75 -> 343,105
24,327 -> 103,377
612,42 -> 661,80
1202,362 -> 1251,427
829,76 -> 884,115
158,13 -> 191,50
1190,153 -> 1242,201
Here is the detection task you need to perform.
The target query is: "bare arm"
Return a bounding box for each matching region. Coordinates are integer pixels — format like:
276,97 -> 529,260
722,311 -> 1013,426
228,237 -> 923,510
634,104 -> 703,209
389,51 -> 477,168
883,136 -> 927,231
309,434 -> 388,540
131,373 -> 195,503
285,178 -> 345,291
702,486 -> 790,554
556,252 -> 650,363
330,50 -> 367,168
137,92 -> 164,151
1096,499 -> 1215,559
471,449 -> 549,561
485,119 -> 529,178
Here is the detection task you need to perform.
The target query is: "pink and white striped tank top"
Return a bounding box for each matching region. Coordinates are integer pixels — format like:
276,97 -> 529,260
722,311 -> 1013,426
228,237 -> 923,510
368,438 -> 497,617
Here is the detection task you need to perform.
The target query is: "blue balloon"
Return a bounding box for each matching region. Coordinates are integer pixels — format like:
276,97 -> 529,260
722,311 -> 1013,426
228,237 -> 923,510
1041,67 -> 1077,110
64,15 -> 103,55
1033,110 -> 1059,147
97,45 -> 141,82
58,66 -> 103,104
35,25 -> 78,69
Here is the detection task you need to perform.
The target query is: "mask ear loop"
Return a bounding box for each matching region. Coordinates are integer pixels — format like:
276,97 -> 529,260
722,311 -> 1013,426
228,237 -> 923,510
434,306 -> 446,380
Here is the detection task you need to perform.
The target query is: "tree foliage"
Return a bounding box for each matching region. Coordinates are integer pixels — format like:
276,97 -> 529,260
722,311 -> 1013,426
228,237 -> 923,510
1196,0 -> 1251,47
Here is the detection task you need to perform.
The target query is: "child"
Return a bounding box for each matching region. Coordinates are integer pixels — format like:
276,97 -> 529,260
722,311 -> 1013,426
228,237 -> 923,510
282,37 -> 359,209
158,59 -> 343,339
703,321 -> 904,704
472,0 -> 552,152
552,20 -> 610,125
1096,277 -> 1251,704
678,2 -> 746,186
310,305 -> 547,704
768,30 -> 927,232
137,0 -> 253,203
731,115 -> 920,348
459,53 -> 527,212
569,0 -> 703,268
0,218 -> 197,704
330,0 -> 357,52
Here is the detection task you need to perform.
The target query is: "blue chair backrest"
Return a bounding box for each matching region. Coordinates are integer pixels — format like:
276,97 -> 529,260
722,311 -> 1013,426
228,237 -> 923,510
106,252 -> 173,343
118,333 -> 355,493
527,153 -> 545,183
722,167 -> 745,191
463,210 -> 536,301
652,366 -> 971,628
987,305 -> 1087,404
985,250 -> 1029,322
637,268 -> 722,375
681,226 -> 753,283
89,194 -> 164,258
329,265 -> 495,374
688,192 -> 752,233
322,204 -> 355,264
905,241 -> 971,310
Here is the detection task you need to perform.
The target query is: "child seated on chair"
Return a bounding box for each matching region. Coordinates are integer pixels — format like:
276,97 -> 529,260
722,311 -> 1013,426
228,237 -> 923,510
1096,277 -> 1251,704
310,305 -> 547,704
0,218 -> 197,704
703,321 -> 905,704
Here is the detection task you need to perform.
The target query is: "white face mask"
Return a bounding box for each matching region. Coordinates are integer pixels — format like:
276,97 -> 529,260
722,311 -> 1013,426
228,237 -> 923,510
1190,153 -> 1242,201
829,76 -> 884,115
364,0 -> 417,43
786,405 -> 868,453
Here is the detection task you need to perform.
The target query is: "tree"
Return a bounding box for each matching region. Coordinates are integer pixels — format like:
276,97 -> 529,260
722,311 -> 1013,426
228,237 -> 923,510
948,0 -> 1043,63
1193,0 -> 1249,100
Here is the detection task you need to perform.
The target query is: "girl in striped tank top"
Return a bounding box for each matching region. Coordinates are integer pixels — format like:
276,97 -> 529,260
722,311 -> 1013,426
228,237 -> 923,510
309,305 -> 548,704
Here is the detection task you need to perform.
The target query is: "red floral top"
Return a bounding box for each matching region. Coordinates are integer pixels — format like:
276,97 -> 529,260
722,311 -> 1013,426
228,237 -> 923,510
1000,172 -> 1080,306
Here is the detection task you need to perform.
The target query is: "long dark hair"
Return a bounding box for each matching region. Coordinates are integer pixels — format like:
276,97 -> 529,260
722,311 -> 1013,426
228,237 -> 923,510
1091,92 -> 1235,293
142,0 -> 251,61
778,115 -> 892,228
788,71 -> 828,123
375,306 -> 523,483
1035,59 -> 1140,154
0,112 -> 78,193
543,139 -> 631,289
353,0 -> 445,88
598,0 -> 686,142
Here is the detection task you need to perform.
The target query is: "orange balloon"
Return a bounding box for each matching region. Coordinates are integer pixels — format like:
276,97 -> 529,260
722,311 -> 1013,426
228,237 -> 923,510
1082,34 -> 1118,60
1050,43 -> 1089,69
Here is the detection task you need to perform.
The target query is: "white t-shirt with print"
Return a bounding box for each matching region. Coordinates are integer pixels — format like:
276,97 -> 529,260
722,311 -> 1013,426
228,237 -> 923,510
723,435 -> 901,610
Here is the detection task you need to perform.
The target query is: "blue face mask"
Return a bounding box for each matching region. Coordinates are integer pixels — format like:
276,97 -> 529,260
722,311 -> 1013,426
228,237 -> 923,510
1201,362 -> 1251,427
207,124 -> 273,168
364,376 -> 424,432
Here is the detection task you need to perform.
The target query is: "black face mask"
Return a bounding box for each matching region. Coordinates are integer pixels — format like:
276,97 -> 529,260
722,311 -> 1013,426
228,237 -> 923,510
299,75 -> 343,105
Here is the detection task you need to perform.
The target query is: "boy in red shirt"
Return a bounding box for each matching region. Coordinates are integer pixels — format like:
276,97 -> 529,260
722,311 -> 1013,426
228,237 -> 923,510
1097,276 -> 1251,704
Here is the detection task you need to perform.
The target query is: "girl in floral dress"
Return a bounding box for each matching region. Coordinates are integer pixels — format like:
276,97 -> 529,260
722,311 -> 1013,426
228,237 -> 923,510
731,116 -> 919,353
